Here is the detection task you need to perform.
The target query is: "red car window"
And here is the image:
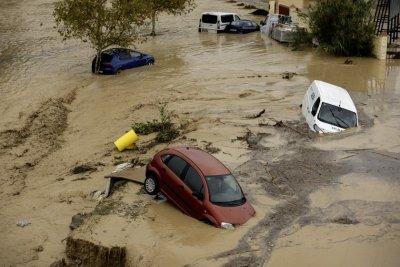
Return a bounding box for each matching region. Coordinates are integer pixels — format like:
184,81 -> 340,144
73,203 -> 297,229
166,155 -> 187,179
183,166 -> 203,194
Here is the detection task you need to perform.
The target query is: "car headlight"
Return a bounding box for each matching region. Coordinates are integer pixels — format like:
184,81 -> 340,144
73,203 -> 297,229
221,222 -> 234,230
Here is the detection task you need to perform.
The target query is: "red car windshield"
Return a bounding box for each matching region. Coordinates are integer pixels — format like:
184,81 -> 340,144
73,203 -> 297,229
205,174 -> 245,206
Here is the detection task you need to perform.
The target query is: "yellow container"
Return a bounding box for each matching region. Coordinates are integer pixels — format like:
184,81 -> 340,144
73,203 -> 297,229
114,129 -> 138,151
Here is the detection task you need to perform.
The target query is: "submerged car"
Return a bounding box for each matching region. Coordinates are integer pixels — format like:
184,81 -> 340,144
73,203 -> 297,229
199,12 -> 241,33
91,48 -> 154,74
145,146 -> 255,228
224,19 -> 260,34
302,80 -> 358,133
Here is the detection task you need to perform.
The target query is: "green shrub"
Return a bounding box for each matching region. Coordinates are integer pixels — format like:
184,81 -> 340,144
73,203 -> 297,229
132,104 -> 180,143
302,0 -> 375,56
291,26 -> 313,50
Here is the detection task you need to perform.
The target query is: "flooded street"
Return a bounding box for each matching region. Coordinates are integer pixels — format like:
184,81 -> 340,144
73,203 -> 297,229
1,0 -> 400,266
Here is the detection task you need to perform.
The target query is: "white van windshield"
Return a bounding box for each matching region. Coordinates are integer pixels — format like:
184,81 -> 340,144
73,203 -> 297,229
202,14 -> 217,24
318,102 -> 357,128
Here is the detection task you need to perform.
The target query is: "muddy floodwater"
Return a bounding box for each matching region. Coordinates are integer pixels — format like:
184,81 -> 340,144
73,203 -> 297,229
1,0 -> 400,266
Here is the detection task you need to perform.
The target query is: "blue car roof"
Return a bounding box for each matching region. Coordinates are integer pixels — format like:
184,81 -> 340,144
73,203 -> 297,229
103,48 -> 130,55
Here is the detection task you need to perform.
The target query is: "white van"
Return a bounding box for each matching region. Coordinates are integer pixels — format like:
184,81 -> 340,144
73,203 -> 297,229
302,80 -> 358,133
199,12 -> 241,33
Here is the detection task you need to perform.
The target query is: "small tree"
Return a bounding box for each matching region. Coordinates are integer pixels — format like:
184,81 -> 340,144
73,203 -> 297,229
302,0 -> 375,56
54,0 -> 150,73
142,0 -> 196,36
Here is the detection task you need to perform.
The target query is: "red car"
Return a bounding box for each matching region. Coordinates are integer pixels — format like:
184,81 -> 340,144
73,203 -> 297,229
145,146 -> 255,228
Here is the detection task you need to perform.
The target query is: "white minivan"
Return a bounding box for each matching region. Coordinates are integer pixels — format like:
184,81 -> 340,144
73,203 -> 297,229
302,80 -> 358,133
199,12 -> 241,33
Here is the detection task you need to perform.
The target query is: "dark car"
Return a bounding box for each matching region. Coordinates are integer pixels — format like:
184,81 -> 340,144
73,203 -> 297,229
91,48 -> 155,74
224,19 -> 260,34
145,146 -> 255,229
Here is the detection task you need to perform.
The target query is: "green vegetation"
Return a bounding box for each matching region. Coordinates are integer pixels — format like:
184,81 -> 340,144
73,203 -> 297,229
132,104 -> 180,143
142,0 -> 196,36
53,0 -> 149,73
299,0 -> 375,56
291,27 -> 313,51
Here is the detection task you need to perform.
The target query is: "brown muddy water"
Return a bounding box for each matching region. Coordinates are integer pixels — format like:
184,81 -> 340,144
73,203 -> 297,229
1,0 -> 400,266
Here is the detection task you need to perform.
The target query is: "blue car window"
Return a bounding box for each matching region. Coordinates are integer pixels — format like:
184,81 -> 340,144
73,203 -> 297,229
130,51 -> 142,58
119,52 -> 131,60
100,54 -> 113,63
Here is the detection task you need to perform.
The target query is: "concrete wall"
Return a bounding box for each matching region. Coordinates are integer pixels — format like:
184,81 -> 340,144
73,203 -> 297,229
373,35 -> 388,60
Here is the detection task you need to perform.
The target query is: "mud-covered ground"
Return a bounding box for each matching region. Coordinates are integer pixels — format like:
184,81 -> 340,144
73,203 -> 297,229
1,0 -> 400,266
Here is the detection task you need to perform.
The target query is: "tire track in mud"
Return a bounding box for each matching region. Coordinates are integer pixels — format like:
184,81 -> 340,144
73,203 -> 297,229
209,123 -> 352,267
0,89 -> 77,195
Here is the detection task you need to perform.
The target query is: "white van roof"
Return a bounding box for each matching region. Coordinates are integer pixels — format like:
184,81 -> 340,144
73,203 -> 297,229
312,80 -> 357,112
201,12 -> 238,16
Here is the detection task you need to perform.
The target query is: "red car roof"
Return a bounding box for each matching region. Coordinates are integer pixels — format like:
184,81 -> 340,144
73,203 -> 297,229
171,146 -> 230,176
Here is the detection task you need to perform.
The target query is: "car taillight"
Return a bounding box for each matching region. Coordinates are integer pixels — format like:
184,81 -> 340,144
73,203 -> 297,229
103,63 -> 113,67
217,21 -> 220,30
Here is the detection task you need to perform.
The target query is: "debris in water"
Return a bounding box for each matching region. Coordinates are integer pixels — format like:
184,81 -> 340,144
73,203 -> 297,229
251,9 -> 268,16
281,72 -> 297,80
70,164 -> 97,174
113,162 -> 133,173
16,220 -> 31,227
344,59 -> 353,64
249,109 -> 265,119
70,213 -> 90,230
203,141 -> 221,154
333,217 -> 359,224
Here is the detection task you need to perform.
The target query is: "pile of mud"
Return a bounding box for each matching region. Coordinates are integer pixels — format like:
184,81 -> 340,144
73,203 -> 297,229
0,90 -> 76,195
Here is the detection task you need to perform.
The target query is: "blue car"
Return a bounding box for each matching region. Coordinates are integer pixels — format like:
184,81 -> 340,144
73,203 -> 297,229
92,48 -> 155,74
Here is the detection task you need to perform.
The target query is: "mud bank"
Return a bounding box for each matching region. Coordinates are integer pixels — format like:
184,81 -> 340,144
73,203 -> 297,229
66,237 -> 126,266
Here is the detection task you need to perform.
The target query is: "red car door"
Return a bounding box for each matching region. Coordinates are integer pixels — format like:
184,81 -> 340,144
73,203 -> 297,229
180,165 -> 206,219
163,155 -> 193,215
